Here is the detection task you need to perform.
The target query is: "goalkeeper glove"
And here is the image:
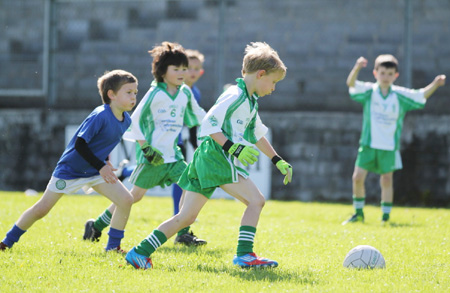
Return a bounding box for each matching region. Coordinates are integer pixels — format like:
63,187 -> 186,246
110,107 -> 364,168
222,140 -> 259,167
141,142 -> 164,166
272,155 -> 292,185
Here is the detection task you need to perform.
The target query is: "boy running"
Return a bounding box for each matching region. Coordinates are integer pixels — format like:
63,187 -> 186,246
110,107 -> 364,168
83,42 -> 207,246
342,55 -> 446,224
125,42 -> 293,270
172,49 -> 205,216
0,70 -> 138,252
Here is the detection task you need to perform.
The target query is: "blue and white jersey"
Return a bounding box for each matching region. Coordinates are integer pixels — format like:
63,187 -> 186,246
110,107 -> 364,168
53,104 -> 131,179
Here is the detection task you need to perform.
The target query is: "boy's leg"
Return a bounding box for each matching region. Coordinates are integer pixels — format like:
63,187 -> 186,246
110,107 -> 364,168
172,184 -> 183,215
343,166 -> 367,225
92,181 -> 133,251
126,191 -> 207,269
84,184 -> 147,242
380,172 -> 394,222
174,189 -> 206,246
221,176 -> 277,268
2,189 -> 63,249
127,191 -> 208,267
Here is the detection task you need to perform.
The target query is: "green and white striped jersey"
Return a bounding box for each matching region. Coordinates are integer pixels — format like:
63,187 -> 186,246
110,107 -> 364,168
200,78 -> 268,145
123,81 -> 206,164
350,80 -> 426,151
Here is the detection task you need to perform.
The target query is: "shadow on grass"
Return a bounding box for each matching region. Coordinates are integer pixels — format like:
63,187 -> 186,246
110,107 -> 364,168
195,263 -> 320,284
385,222 -> 420,228
157,245 -> 228,258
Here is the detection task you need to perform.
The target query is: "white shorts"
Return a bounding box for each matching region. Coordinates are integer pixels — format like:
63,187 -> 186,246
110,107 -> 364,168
46,176 -> 105,194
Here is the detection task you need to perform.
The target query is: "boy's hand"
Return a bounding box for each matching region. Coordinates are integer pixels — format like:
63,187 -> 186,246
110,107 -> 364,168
276,160 -> 293,185
434,75 -> 446,87
355,57 -> 368,69
99,165 -> 118,184
228,143 -> 259,167
141,142 -> 164,166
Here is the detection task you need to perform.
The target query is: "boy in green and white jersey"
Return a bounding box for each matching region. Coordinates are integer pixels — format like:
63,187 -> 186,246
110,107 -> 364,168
83,42 -> 207,246
125,42 -> 293,269
343,55 -> 446,224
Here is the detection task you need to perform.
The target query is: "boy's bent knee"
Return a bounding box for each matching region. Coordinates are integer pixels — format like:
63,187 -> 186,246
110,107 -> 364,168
248,194 -> 265,208
117,193 -> 134,208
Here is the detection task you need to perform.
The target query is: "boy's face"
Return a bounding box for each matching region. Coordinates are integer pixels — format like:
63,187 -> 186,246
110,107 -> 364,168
109,82 -> 137,112
373,66 -> 399,88
185,58 -> 204,86
163,65 -> 188,89
254,70 -> 285,97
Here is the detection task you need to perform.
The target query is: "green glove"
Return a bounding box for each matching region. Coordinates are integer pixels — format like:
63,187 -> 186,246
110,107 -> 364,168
141,142 -> 164,166
228,143 -> 259,167
275,159 -> 293,185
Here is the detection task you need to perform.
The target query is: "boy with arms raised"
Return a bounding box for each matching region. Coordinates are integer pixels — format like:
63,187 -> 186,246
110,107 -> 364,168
83,42 -> 207,246
342,55 -> 446,225
0,70 -> 137,252
125,42 -> 293,269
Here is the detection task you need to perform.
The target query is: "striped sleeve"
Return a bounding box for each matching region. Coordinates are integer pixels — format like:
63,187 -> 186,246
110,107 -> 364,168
122,89 -> 151,142
349,80 -> 373,103
182,86 -> 206,128
393,85 -> 426,111
200,92 -> 238,137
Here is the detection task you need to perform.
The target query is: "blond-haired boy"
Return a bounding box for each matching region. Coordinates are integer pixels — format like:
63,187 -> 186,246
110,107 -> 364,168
125,42 -> 292,269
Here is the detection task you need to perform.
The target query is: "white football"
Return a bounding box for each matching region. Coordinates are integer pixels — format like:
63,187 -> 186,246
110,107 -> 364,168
343,245 -> 386,269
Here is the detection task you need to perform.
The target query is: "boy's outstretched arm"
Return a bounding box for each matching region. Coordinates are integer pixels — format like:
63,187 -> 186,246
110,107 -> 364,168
346,57 -> 368,87
423,74 -> 446,99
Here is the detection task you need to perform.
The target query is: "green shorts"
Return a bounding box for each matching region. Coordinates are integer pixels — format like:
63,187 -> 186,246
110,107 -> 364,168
355,145 -> 402,174
178,137 -> 249,199
129,160 -> 188,189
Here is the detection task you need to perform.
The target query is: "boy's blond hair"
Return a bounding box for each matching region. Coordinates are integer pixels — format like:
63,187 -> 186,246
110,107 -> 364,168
374,54 -> 399,72
242,42 -> 286,76
97,69 -> 137,104
185,49 -> 205,64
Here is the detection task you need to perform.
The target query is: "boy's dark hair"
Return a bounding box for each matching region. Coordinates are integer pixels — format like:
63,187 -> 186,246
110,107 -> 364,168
149,42 -> 188,83
97,69 -> 138,104
374,54 -> 399,72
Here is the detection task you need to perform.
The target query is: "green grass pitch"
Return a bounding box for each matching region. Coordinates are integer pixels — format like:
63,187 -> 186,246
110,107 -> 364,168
1,191 -> 449,292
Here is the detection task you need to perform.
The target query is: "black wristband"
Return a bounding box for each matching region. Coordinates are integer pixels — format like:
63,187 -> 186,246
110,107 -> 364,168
222,139 -> 234,152
271,155 -> 282,165
75,137 -> 106,171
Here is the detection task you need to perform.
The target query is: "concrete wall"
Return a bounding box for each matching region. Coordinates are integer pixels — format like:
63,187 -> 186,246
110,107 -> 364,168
1,0 -> 449,206
1,110 -> 449,207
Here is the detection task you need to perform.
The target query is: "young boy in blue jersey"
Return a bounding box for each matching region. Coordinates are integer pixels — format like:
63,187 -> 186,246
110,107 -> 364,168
83,42 -> 207,246
125,42 -> 293,270
342,55 -> 446,225
0,70 -> 138,252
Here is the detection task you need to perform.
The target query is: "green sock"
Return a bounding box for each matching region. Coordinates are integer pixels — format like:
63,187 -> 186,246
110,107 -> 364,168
93,209 -> 112,232
381,201 -> 393,220
353,195 -> 365,216
236,226 -> 256,257
135,229 -> 167,257
177,226 -> 190,236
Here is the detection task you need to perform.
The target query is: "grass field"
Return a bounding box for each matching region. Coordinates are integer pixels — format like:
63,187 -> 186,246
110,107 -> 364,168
1,191 -> 449,292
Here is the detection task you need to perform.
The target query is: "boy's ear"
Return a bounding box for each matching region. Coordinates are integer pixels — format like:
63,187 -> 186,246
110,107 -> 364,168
200,69 -> 205,76
107,89 -> 116,100
372,69 -> 377,79
256,69 -> 266,79
395,72 -> 400,79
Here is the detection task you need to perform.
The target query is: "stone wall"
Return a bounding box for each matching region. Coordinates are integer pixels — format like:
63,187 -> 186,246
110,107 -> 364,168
1,110 -> 449,207
1,0 -> 449,112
